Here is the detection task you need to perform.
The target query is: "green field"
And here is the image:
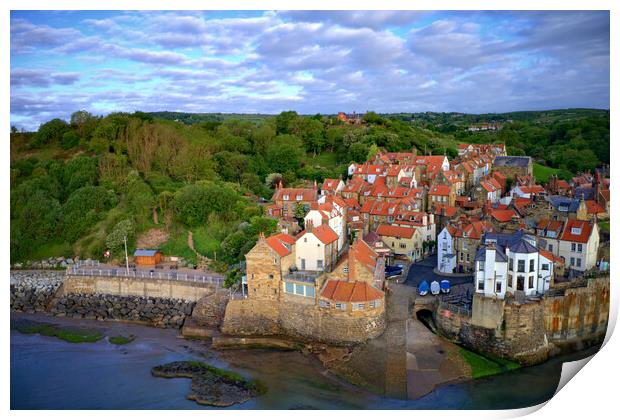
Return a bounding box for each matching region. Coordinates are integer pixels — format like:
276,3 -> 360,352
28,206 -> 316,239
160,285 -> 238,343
533,163 -> 561,183
459,347 -> 520,379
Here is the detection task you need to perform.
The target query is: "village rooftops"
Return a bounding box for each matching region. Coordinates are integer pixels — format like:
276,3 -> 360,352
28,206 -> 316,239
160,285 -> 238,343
474,245 -> 508,262
560,219 -> 595,243
265,233 -> 296,257
272,187 -> 317,202
493,156 -> 531,167
320,280 -> 384,302
547,195 -> 581,213
376,224 -> 416,239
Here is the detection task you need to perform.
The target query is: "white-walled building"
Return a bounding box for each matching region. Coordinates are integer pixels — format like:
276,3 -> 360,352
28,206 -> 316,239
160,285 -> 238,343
295,222 -> 339,272
304,201 -> 346,252
437,226 -> 457,274
474,231 -> 554,298
558,219 -> 599,272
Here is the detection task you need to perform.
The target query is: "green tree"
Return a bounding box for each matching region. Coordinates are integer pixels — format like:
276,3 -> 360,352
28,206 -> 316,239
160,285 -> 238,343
32,118 -> 69,147
105,219 -> 135,254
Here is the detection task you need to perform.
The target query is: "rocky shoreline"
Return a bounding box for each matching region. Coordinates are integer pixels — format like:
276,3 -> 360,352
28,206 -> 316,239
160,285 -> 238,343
151,361 -> 266,407
10,271 -> 195,329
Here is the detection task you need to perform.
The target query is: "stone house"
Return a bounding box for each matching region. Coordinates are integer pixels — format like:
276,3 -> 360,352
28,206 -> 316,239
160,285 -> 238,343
321,178 -> 345,196
272,183 -> 318,217
492,156 -> 533,179
428,185 -> 455,210
375,224 -> 423,261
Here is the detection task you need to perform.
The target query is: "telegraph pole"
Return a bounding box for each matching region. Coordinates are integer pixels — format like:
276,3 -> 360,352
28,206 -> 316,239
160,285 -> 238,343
124,235 -> 129,275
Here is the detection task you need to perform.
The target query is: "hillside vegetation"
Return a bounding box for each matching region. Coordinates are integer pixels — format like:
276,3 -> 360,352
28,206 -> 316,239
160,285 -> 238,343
10,111 -> 458,266
10,109 -> 609,266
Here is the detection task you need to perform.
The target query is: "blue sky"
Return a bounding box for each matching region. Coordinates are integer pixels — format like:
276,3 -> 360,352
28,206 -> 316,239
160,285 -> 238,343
10,10 -> 610,130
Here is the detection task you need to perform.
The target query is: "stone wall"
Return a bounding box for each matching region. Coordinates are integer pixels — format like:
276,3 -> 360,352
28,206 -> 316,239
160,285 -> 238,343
434,276 -> 610,365
50,293 -> 194,328
221,295 -> 386,345
63,274 -> 216,301
10,271 -> 200,329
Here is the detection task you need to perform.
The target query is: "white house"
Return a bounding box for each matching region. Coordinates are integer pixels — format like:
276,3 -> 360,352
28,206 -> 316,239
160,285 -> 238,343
295,222 -> 339,272
474,231 -> 554,298
510,185 -> 546,199
558,219 -> 599,272
304,201 -> 346,252
437,226 -> 457,274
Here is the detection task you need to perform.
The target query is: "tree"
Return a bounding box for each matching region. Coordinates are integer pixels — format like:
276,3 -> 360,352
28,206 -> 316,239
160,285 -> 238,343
275,111 -> 298,134
105,219 -> 135,255
366,143 -> 380,161
61,131 -> 80,149
220,231 -> 249,263
265,135 -> 304,174
32,118 -> 69,147
224,268 -> 243,289
65,156 -> 98,197
265,173 -> 283,189
349,142 -> 369,163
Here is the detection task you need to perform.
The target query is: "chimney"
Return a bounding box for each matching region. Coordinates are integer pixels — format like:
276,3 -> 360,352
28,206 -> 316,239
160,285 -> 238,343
313,179 -> 317,190
306,219 -> 314,233
278,180 -> 283,189
258,232 -> 266,241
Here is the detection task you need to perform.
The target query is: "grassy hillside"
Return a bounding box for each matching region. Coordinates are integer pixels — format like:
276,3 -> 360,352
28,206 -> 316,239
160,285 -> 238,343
533,163 -> 561,184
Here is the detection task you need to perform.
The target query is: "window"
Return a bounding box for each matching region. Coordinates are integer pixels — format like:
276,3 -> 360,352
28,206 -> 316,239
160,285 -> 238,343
304,238 -> 307,243
400,243 -> 407,249
517,260 -> 525,272
295,284 -> 305,295
571,243 -> 576,252
335,302 -> 346,310
442,242 -> 447,251
343,265 -> 349,274
509,258 -> 514,271
548,244 -> 553,252
528,276 -> 534,288
285,282 -> 294,293
576,258 -> 582,268
306,286 -> 315,297
296,194 -> 303,200
478,280 -> 484,291
352,303 -> 365,311
570,257 -> 575,266
466,254 -> 470,262
269,274 -> 274,279
577,244 -> 583,253
317,259 -> 323,269
496,281 -> 502,293
508,274 -> 513,288
283,195 -> 289,200
319,300 -> 330,308
479,261 -> 485,271
529,259 -> 535,272
369,300 -> 381,309
542,264 -> 549,271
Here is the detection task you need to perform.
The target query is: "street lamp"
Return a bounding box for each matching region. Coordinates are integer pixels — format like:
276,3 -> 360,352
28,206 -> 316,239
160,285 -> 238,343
124,235 -> 129,275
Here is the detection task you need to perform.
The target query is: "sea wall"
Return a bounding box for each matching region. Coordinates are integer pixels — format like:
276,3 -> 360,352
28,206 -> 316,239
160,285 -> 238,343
63,274 -> 216,301
221,294 -> 386,345
435,276 -> 610,365
10,271 -> 202,329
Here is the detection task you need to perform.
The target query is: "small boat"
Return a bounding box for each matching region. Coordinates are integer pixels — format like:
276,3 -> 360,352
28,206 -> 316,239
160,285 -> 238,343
440,280 -> 451,294
430,280 -> 440,295
418,281 -> 429,296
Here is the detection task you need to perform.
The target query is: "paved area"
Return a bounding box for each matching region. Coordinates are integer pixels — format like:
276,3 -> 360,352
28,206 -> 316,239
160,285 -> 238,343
405,255 -> 473,288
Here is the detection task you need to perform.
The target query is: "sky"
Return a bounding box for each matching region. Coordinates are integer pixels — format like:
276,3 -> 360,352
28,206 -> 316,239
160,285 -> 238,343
10,10 -> 610,130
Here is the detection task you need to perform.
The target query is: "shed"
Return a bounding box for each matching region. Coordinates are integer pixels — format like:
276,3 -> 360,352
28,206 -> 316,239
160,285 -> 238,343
133,249 -> 162,266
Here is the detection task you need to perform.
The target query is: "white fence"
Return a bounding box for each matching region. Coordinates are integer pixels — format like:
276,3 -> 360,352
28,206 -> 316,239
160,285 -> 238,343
66,266 -> 223,287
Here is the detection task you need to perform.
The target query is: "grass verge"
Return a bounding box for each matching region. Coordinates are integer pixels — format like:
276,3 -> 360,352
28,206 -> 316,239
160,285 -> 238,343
108,334 -> 136,345
459,347 -> 520,379
15,321 -> 103,343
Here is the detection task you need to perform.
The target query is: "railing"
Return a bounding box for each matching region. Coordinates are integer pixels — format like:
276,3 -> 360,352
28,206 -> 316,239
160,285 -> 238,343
285,271 -> 320,283
438,300 -> 472,317
66,266 -> 223,287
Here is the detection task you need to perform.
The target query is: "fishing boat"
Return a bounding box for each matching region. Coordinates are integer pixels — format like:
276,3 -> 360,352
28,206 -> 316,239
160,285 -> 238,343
440,279 -> 451,293
418,280 -> 429,296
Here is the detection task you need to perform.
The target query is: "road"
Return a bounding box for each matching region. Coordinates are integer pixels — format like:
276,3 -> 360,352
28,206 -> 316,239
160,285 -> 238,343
404,255 -> 473,288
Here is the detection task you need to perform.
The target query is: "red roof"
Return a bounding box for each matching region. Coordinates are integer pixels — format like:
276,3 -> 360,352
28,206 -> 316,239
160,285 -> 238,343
491,209 -> 518,223
585,200 -> 606,214
272,188 -> 317,202
376,224 -> 416,238
560,219 -> 594,243
265,234 -> 294,257
321,179 -> 341,191
321,280 -> 384,302
518,185 -> 545,194
433,205 -> 458,217
429,185 -> 451,196
539,249 -> 564,264
308,224 -> 339,245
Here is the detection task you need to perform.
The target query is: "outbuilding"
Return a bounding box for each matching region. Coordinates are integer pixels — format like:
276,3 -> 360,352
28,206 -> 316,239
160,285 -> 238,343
133,249 -> 162,266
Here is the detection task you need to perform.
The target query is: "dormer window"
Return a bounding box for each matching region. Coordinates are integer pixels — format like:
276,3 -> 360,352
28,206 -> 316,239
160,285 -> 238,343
571,227 -> 582,235
296,194 -> 303,200
283,194 -> 290,200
